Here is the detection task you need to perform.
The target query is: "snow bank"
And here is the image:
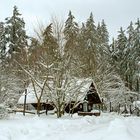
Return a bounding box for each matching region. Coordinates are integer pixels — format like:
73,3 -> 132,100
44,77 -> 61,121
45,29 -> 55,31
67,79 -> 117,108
0,113 -> 140,140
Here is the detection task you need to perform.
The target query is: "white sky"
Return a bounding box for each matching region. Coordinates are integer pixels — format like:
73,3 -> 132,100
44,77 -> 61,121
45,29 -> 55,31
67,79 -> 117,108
0,0 -> 140,39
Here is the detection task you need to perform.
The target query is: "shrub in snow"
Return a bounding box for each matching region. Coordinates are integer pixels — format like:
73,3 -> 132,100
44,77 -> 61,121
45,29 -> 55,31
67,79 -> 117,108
133,101 -> 140,110
0,105 -> 8,119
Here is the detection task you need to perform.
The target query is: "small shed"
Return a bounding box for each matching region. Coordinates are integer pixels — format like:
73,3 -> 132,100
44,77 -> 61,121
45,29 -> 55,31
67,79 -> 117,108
84,82 -> 102,111
65,82 -> 102,114
78,82 -> 102,116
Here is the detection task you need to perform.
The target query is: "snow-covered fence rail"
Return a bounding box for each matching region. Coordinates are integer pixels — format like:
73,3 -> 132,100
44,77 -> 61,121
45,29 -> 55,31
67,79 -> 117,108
12,109 -> 36,114
107,101 -> 140,116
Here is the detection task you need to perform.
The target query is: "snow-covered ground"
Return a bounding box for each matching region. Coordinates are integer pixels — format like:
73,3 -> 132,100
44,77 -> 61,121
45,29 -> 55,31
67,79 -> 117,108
0,113 -> 140,140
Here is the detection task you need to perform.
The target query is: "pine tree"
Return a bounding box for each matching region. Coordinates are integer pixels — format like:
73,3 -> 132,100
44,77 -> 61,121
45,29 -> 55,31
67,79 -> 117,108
110,27 -> 128,86
84,12 -> 97,76
96,20 -> 109,63
134,19 -> 140,59
100,19 -> 109,45
85,12 -> 97,47
125,20 -> 140,91
63,11 -> 79,53
97,22 -> 102,44
115,27 -> 127,68
76,23 -> 89,76
127,21 -> 135,45
125,22 -> 135,90
0,22 -> 6,59
133,19 -> 140,92
42,23 -> 59,64
78,23 -> 87,55
110,20 -> 140,92
5,6 -> 28,62
28,37 -> 40,67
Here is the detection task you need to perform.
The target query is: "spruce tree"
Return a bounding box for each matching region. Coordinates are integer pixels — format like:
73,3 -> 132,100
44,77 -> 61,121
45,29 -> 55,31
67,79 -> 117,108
63,11 -> 79,53
133,19 -> 140,92
28,37 -> 40,67
115,27 -> 127,61
134,19 -> 140,59
125,20 -> 140,91
110,20 -> 140,92
127,21 -> 135,45
42,23 -> 59,64
125,22 -> 135,90
111,27 -> 128,85
97,22 -> 102,44
85,12 -> 97,47
96,20 -> 109,62
0,22 -> 6,59
84,12 -> 97,76
76,23 -> 88,76
100,19 -> 109,45
5,6 -> 28,62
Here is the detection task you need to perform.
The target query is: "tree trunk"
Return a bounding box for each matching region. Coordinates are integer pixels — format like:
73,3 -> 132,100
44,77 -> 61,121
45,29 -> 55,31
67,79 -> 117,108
37,100 -> 41,116
57,106 -> 62,118
23,89 -> 27,116
136,78 -> 139,93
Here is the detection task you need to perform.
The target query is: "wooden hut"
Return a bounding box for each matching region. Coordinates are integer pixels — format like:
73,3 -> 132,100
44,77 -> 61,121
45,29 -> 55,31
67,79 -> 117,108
78,82 -> 102,116
83,82 -> 102,111
66,82 -> 102,115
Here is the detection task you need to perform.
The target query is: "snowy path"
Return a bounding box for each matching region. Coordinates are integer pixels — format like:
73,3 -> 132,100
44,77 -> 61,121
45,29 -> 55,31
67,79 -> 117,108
0,113 -> 140,140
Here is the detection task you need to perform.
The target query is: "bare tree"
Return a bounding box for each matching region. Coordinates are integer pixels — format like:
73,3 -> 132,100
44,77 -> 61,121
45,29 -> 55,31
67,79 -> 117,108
38,54 -> 90,118
14,60 -> 48,116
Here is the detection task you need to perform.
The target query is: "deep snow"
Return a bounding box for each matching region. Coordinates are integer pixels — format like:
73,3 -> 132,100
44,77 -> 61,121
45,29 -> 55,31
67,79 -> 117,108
0,113 -> 140,140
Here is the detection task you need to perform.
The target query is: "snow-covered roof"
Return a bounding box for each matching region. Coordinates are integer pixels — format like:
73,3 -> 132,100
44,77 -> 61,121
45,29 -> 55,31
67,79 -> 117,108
18,83 -> 47,104
18,78 -> 92,104
64,78 -> 92,101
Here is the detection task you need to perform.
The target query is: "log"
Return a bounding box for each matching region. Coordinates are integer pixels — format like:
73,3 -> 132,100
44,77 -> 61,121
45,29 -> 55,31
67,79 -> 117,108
12,109 -> 35,114
78,111 -> 100,116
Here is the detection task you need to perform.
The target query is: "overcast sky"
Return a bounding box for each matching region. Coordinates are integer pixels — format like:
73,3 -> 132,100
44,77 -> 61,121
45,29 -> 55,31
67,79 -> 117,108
0,0 -> 140,39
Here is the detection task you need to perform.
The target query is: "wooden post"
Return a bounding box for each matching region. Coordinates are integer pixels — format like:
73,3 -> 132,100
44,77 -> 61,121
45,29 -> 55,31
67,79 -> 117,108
112,107 -> 113,112
23,89 -> 27,116
124,103 -> 128,114
101,98 -> 104,112
118,103 -> 120,114
137,110 -> 139,117
130,105 -> 132,115
110,102 -> 112,112
98,105 -> 101,113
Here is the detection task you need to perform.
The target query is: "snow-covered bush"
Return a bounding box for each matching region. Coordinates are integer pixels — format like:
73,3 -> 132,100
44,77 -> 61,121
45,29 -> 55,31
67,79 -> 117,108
0,68 -> 24,107
133,101 -> 140,110
0,104 -> 8,119
94,61 -> 138,111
